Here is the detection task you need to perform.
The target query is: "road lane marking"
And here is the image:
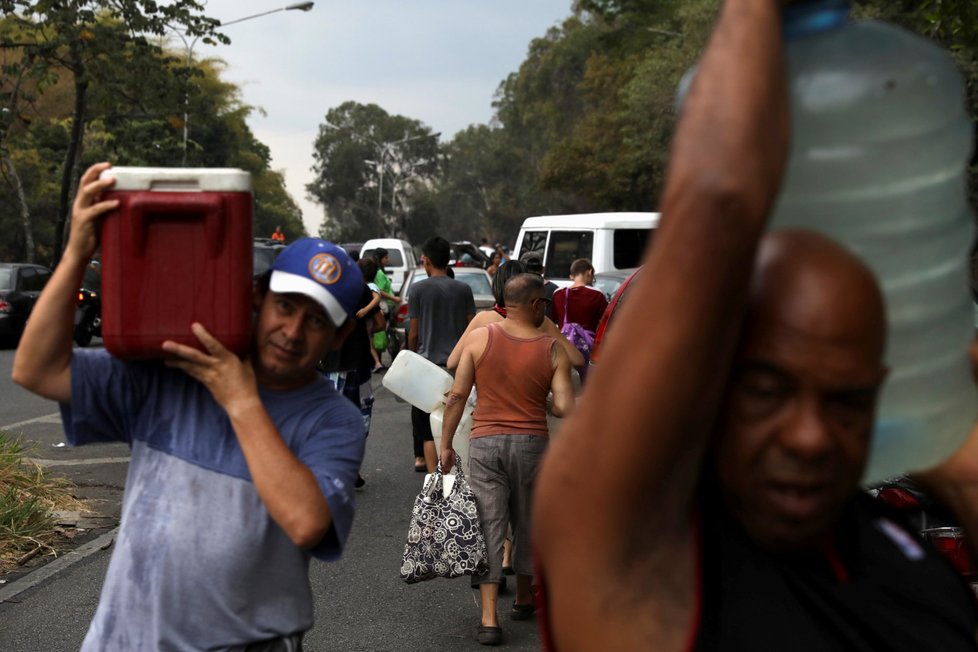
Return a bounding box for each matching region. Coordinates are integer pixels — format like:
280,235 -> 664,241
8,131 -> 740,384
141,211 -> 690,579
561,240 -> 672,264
25,457 -> 130,467
1,412 -> 63,431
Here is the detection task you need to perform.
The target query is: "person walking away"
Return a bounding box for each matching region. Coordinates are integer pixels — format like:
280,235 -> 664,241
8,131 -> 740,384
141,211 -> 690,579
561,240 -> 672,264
370,247 -> 401,368
321,256 -> 384,489
447,260 -> 584,373
533,1 -> 978,650
271,225 -> 286,243
441,273 -> 575,646
551,258 -> 607,333
519,251 -> 557,319
13,166 -> 366,651
551,258 -> 607,382
407,236 -> 475,472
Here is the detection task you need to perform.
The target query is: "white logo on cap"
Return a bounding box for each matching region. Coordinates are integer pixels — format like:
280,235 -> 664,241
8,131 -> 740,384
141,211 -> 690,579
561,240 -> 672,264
309,253 -> 342,285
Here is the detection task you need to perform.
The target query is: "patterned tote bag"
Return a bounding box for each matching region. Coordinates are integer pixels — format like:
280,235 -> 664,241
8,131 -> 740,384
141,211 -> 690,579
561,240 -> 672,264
400,455 -> 489,583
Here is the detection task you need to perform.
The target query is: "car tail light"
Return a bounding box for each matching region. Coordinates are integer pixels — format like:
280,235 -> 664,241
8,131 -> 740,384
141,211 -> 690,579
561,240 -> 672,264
395,302 -> 409,327
78,291 -> 85,302
0,299 -> 9,313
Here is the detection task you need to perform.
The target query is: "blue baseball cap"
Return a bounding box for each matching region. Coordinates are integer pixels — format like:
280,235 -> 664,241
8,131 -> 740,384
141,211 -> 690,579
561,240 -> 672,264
269,238 -> 364,326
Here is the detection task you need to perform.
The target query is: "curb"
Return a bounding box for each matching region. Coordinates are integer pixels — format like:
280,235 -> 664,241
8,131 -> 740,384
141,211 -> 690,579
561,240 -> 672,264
0,527 -> 118,604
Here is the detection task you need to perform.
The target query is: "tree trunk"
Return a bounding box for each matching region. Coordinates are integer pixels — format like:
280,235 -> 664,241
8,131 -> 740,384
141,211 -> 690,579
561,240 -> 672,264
53,40 -> 88,266
3,155 -> 35,263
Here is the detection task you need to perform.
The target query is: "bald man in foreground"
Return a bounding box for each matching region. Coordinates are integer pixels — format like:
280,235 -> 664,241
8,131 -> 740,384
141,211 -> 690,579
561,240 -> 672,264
533,0 -> 978,650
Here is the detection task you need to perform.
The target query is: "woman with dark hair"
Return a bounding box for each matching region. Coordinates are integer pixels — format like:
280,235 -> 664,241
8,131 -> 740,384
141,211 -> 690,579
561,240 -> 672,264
486,251 -> 502,278
446,261 -> 584,372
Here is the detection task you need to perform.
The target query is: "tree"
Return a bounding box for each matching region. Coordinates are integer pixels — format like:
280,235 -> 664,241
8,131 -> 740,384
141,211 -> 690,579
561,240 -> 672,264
0,15 -> 303,261
0,0 -> 224,263
308,101 -> 440,241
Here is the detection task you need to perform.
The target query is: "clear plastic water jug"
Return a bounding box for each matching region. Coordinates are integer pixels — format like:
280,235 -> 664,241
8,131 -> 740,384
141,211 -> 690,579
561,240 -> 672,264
770,0 -> 977,482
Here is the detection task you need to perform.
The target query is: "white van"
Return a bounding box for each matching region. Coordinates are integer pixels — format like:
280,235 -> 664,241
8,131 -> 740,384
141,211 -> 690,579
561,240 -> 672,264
513,212 -> 660,286
360,238 -> 417,295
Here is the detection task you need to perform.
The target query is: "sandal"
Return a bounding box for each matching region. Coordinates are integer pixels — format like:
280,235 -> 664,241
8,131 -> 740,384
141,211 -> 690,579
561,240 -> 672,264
476,625 -> 502,646
511,601 -> 536,621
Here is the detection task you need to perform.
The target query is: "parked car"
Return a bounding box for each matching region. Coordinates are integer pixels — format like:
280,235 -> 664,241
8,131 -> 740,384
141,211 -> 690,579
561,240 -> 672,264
513,213 -> 659,287
253,239 -> 286,278
339,242 -> 365,260
589,267 -> 642,366
0,262 -> 53,345
593,268 -> 638,302
391,266 -> 494,345
360,238 -> 416,295
450,241 -> 491,269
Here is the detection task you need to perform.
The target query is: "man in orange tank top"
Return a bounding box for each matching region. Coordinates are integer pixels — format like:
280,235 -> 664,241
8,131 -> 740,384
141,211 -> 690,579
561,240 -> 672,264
441,273 -> 575,646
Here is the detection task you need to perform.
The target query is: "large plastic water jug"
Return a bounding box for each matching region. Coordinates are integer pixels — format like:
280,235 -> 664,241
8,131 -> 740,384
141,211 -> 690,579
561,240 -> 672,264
382,350 -> 454,413
430,389 -> 477,475
770,1 -> 977,482
676,1 -> 976,481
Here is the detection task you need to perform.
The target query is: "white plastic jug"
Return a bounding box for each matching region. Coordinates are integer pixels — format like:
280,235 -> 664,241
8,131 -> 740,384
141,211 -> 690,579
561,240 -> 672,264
382,350 -> 454,413
430,389 -> 477,475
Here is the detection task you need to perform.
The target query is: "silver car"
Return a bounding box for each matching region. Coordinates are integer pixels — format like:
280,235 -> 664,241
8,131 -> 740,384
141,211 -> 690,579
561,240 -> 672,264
391,266 -> 494,347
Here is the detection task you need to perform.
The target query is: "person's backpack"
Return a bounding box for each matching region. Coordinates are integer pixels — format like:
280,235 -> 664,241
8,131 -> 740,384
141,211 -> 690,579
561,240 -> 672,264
558,288 -> 595,379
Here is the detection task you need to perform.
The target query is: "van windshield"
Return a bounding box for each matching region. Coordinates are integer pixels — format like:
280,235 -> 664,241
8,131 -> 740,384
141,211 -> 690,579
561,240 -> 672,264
545,231 -> 594,279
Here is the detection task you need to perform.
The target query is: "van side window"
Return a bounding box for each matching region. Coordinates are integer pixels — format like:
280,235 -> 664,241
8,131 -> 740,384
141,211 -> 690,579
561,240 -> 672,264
385,250 -> 404,267
546,231 -> 594,279
613,229 -> 653,269
522,231 -> 548,259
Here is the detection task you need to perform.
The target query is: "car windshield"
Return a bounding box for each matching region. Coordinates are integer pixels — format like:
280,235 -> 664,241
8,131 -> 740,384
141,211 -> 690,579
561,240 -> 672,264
593,275 -> 624,301
0,268 -> 11,290
455,272 -> 491,296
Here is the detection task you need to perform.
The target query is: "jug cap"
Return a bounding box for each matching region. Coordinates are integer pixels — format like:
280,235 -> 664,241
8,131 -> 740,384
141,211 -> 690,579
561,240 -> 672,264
783,0 -> 850,40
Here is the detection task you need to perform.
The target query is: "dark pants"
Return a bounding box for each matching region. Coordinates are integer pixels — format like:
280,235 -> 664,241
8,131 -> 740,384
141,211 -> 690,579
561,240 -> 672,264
411,405 -> 433,458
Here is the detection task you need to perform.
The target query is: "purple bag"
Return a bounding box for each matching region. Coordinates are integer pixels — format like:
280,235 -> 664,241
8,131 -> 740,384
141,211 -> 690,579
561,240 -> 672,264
559,288 -> 595,376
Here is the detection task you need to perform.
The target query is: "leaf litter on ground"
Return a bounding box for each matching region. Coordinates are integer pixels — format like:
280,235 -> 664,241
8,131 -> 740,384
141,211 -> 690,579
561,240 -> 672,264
0,430 -> 91,575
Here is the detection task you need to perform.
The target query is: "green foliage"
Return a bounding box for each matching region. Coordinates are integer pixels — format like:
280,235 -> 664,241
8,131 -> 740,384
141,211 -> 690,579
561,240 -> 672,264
0,430 -> 87,573
309,101 -> 440,241
310,0 -> 978,248
0,9 -> 305,262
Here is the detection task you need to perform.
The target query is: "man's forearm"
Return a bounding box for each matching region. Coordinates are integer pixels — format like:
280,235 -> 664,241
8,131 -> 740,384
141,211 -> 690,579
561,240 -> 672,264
11,250 -> 87,402
441,392 -> 467,452
228,399 -> 333,549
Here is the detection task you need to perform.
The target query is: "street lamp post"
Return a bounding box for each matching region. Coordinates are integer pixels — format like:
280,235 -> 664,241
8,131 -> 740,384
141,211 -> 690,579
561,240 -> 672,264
173,2 -> 315,165
371,133 -> 440,235
323,123 -> 440,235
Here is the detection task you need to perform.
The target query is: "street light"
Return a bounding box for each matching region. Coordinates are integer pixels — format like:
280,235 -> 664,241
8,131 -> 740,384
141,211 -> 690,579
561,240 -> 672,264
173,2 -> 315,165
372,132 -> 441,233
322,123 -> 440,235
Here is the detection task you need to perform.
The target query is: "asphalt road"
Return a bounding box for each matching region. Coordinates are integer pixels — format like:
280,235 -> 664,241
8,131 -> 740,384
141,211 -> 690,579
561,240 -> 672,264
0,345 -> 543,651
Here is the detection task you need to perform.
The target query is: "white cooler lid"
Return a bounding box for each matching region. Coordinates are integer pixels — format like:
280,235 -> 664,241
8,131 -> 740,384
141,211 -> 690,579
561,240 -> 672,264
99,167 -> 252,192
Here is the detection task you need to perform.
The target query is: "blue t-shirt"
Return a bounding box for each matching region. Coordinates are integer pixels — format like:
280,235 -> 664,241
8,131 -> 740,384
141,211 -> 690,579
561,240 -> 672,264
61,349 -> 365,651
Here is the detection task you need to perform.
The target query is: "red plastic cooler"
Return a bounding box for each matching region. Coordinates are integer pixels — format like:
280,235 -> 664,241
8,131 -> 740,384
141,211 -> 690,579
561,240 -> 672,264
98,167 -> 253,359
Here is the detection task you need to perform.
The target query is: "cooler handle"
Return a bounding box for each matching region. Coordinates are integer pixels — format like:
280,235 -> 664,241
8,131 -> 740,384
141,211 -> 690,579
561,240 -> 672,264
128,193 -> 227,258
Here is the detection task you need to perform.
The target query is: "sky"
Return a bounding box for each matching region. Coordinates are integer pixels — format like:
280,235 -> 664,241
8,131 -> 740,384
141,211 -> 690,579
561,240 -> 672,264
188,0 -> 575,236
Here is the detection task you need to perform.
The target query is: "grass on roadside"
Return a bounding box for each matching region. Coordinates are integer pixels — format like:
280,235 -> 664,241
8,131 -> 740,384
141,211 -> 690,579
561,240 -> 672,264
0,430 -> 89,574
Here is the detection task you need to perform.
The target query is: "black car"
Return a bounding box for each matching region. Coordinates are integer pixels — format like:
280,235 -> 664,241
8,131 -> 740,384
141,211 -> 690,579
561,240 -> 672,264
0,262 -> 53,345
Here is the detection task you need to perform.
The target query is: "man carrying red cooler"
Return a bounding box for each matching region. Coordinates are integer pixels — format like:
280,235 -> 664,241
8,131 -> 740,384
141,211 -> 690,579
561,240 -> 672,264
13,162 -> 366,651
